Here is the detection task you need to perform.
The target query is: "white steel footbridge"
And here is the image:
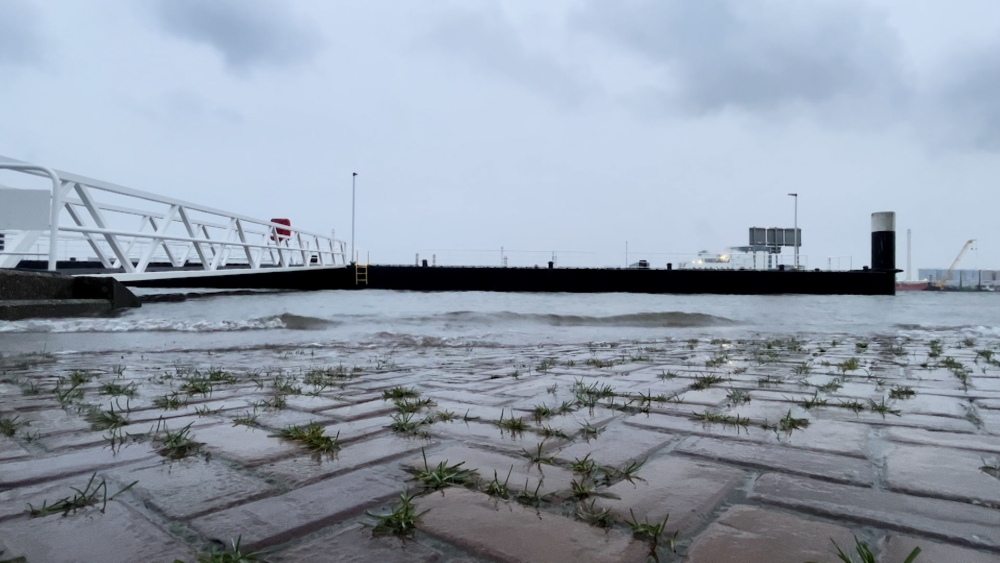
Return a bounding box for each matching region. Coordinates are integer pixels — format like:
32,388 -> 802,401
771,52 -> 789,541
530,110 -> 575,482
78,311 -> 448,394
0,155 -> 350,286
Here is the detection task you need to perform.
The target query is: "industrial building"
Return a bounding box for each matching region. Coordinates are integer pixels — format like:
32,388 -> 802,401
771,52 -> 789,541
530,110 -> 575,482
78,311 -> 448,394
919,269 -> 1000,290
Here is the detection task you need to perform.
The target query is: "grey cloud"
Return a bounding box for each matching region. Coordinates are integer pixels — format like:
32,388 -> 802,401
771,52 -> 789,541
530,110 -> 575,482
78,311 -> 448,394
924,47 -> 1000,151
574,0 -> 908,116
154,0 -> 321,71
0,0 -> 43,66
428,9 -> 592,105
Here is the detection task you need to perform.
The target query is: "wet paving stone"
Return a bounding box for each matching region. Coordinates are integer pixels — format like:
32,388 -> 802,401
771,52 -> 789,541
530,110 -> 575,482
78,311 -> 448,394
263,434 -> 434,487
685,504 -> 856,563
554,421 -> 672,468
674,435 -> 874,485
405,444 -> 576,497
884,425 -> 1000,455
415,487 -> 648,563
594,455 -> 746,535
195,423 -> 301,466
749,472 -> 1000,551
884,444 -> 1000,507
0,500 -> 196,563
269,522 -> 444,562
105,456 -> 279,519
320,399 -> 397,421
881,534 -> 1000,563
0,443 -> 156,490
191,466 -> 403,550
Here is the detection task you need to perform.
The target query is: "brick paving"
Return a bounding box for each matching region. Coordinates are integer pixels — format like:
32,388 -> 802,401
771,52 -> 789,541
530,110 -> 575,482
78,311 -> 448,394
1,336 -> 1000,562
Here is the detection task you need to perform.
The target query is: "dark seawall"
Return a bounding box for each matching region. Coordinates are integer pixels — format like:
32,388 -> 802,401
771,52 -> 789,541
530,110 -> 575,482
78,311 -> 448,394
363,265 -> 896,295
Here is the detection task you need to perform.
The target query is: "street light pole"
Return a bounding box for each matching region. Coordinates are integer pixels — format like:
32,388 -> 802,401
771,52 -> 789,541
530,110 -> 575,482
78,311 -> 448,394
351,172 -> 357,264
788,193 -> 798,269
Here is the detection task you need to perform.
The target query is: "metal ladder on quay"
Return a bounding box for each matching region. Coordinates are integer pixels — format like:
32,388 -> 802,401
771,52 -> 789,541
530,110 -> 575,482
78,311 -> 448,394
355,263 -> 368,286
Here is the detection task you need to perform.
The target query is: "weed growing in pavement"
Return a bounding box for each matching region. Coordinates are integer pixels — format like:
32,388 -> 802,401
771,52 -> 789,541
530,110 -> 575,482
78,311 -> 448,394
837,358 -> 860,374
837,399 -> 866,413
694,411 -> 750,431
658,370 -> 678,380
205,368 -> 238,385
889,385 -> 915,400
367,488 -> 426,538
433,410 -> 459,422
577,499 -> 614,528
271,375 -> 301,396
570,454 -> 598,476
928,340 -> 944,358
793,362 -> 812,375
726,388 -> 751,406
382,386 -> 419,400
532,404 -> 556,423
388,411 -> 433,437
814,379 -> 843,393
980,458 -> 1000,480
799,390 -> 828,409
55,381 -> 84,406
28,473 -> 137,517
757,375 -> 781,388
570,476 -> 611,499
393,396 -> 436,414
869,397 -> 901,418
515,479 -> 544,506
777,410 -> 809,432
482,466 -> 513,498
611,458 -> 646,484
962,337 -> 976,348
68,370 -> 93,386
86,401 -> 130,431
231,411 -> 259,428
705,354 -> 728,368
557,400 -> 576,414
263,393 -> 287,410
580,421 -> 604,439
855,342 -> 869,353
522,442 -> 555,466
180,378 -> 213,397
154,422 -> 203,460
625,509 -> 675,552
407,449 -> 477,490
538,425 -> 569,439
690,374 -> 725,391
175,536 -> 264,563
806,536 -> 921,563
154,392 -> 186,410
0,415 -> 27,437
462,409 -> 480,423
536,359 -> 554,373
19,379 -> 41,395
495,410 -> 528,434
271,423 -> 340,454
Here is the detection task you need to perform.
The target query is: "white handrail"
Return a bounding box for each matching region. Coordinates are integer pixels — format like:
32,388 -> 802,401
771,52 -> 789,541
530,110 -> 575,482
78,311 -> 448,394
0,163 -> 61,270
0,156 -> 348,274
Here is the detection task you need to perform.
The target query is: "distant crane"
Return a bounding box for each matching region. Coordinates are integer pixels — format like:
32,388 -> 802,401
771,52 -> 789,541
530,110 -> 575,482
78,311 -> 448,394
934,239 -> 976,289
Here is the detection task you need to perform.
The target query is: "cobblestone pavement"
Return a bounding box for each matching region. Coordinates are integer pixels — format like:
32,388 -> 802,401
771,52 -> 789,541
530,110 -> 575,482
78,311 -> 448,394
2,336 -> 1000,562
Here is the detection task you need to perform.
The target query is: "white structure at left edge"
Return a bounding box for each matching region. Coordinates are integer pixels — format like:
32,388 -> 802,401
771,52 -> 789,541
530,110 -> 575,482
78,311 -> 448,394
0,155 -> 348,282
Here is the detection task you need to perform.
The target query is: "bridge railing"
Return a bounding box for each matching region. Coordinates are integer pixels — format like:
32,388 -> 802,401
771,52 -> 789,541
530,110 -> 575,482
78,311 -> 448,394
0,155 -> 347,275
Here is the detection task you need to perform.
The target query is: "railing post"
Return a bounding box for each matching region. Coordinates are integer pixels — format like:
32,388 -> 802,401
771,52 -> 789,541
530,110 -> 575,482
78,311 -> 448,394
0,163 -> 62,270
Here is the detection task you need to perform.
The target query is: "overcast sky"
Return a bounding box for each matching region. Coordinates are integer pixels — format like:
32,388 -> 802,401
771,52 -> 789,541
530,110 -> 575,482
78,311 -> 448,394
2,0 -> 999,270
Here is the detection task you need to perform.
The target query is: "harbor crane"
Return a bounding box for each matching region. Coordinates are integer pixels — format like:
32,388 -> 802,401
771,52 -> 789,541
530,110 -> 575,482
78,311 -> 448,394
934,239 -> 976,289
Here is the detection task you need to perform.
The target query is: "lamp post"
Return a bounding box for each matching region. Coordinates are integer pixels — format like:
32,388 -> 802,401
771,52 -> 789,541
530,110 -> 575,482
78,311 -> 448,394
788,193 -> 798,269
351,172 -> 357,264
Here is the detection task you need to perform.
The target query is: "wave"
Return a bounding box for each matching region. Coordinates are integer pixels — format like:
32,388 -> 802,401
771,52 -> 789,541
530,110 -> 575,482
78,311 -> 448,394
436,311 -> 735,328
0,312 -> 335,333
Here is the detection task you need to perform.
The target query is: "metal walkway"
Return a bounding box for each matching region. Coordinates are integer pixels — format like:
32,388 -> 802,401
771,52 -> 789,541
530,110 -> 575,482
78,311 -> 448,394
0,155 -> 348,283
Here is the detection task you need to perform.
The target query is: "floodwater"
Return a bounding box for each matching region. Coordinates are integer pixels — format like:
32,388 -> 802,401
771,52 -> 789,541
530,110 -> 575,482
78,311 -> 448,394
0,290 -> 997,355
3,290 -> 1000,561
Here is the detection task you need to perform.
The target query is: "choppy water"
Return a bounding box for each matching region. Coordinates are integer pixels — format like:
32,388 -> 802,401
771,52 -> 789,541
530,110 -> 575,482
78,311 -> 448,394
1,290 -> 998,355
